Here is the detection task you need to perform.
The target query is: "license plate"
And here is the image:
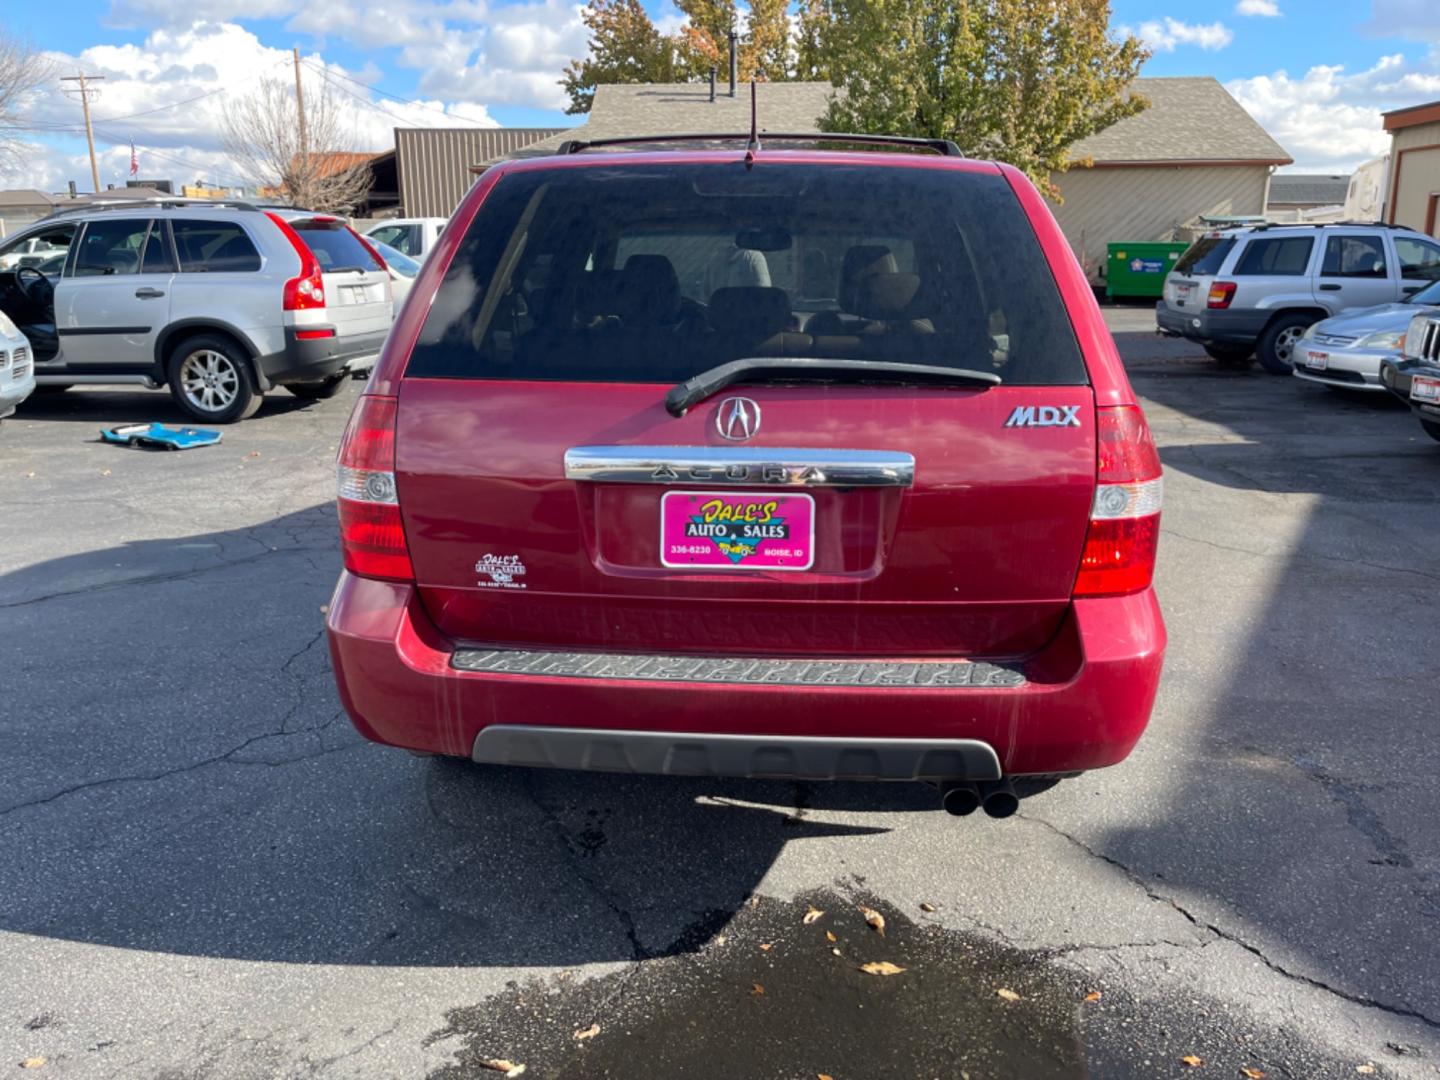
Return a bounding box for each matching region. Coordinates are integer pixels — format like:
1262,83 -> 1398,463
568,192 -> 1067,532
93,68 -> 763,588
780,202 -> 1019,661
1175,284 -> 1192,300
1304,350 -> 1328,371
660,491 -> 815,571
1413,375 -> 1440,403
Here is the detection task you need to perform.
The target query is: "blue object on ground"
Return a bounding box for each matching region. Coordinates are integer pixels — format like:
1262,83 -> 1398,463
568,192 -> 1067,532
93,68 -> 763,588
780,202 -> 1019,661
100,423 -> 223,450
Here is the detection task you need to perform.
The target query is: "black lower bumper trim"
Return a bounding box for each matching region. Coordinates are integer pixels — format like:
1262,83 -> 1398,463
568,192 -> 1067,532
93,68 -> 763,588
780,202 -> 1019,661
450,648 -> 1027,688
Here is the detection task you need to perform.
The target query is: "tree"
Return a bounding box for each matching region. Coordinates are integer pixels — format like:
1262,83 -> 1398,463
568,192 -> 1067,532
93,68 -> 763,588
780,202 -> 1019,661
808,0 -> 1149,197
562,0 -> 681,115
221,73 -> 372,214
0,27 -> 53,167
744,0 -> 791,81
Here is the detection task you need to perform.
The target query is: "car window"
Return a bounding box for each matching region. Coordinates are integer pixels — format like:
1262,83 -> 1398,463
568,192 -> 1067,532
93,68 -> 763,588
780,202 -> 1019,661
1395,236 -> 1440,282
292,222 -> 383,272
172,220 -> 261,273
141,221 -> 177,274
1233,236 -> 1314,277
374,241 -> 420,277
406,163 -> 1087,386
1408,279 -> 1440,305
72,218 -> 151,277
1321,234 -> 1387,278
0,226 -> 74,271
369,224 -> 420,256
1174,236 -> 1235,276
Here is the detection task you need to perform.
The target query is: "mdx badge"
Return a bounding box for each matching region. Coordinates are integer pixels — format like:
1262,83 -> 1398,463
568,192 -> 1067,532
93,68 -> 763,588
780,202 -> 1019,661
1005,405 -> 1081,428
716,397 -> 761,441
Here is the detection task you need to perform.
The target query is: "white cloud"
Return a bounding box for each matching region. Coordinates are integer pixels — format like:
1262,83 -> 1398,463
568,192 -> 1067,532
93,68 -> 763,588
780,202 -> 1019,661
1226,53 -> 1440,171
1235,0 -> 1280,16
1125,18 -> 1234,52
20,20 -> 513,193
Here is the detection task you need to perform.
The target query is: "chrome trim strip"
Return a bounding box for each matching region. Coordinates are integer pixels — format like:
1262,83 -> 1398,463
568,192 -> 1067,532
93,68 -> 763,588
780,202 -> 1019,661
471,725 -> 1004,781
564,446 -> 915,487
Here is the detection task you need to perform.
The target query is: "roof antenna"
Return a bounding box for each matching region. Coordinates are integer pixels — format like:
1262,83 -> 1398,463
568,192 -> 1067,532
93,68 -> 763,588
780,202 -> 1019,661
745,79 -> 760,168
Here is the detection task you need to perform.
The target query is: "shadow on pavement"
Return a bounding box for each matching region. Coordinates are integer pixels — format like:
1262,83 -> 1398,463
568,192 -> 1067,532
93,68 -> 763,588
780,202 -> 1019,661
11,384 -> 323,426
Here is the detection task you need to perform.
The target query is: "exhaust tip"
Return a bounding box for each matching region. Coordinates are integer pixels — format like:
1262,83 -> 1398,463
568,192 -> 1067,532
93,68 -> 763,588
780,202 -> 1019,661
978,779 -> 1019,818
940,782 -> 981,817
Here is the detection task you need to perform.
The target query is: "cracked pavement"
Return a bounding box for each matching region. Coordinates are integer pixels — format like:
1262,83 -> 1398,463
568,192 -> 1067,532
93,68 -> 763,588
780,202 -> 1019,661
1,341 -> 1438,1077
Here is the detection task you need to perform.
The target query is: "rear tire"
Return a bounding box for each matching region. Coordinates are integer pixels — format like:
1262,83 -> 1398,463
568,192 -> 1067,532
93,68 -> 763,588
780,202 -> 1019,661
1421,419 -> 1440,443
1203,343 -> 1253,364
285,373 -> 348,400
166,335 -> 261,424
1256,313 -> 1315,374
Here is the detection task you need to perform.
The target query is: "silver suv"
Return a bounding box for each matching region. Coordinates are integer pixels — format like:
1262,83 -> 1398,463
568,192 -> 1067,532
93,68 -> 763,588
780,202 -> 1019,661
1156,222 -> 1440,373
0,200 -> 393,422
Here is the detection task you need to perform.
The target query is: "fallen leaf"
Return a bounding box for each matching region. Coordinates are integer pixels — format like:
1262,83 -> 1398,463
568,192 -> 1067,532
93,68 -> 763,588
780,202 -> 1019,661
1356,1068 -> 1376,1076
825,931 -> 837,943
1181,1056 -> 1203,1068
246,451 -> 262,458
996,988 -> 1021,1002
1241,1069 -> 1266,1079
831,948 -> 842,956
750,983 -> 765,996
859,905 -> 886,937
858,961 -> 905,976
20,1059 -> 45,1070
748,896 -> 760,908
1084,990 -> 1103,1003
481,1060 -> 526,1077
919,902 -> 936,913
715,934 -> 727,946
759,942 -> 773,951
573,1023 -> 599,1041
803,905 -> 824,925
819,1075 -> 834,1080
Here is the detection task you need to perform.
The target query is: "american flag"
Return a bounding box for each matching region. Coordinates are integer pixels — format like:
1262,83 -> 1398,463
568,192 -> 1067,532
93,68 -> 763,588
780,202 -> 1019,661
129,142 -> 138,178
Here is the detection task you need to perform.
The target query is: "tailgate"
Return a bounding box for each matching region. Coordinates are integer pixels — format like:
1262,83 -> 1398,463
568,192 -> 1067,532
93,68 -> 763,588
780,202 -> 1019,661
396,380 -> 1095,658
288,217 -> 393,334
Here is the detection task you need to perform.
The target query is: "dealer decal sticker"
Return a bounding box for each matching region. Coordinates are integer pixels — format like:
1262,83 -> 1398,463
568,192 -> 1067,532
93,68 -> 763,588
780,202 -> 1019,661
476,553 -> 528,589
660,491 -> 815,571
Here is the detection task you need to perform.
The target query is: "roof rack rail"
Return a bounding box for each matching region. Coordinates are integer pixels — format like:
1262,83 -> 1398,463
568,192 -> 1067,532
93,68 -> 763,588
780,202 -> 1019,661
554,132 -> 965,158
43,197 -> 265,219
1244,220 -> 1418,232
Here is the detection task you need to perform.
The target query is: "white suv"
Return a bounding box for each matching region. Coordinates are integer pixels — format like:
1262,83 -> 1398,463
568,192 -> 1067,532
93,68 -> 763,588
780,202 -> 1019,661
1156,223 -> 1440,373
0,200 -> 394,423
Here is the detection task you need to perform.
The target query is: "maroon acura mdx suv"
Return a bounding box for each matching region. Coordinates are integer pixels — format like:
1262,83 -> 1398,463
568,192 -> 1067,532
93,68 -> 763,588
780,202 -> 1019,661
326,134 -> 1166,817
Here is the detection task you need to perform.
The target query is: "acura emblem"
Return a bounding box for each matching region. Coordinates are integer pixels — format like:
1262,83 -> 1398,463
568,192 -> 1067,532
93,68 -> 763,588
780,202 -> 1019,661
716,397 -> 761,441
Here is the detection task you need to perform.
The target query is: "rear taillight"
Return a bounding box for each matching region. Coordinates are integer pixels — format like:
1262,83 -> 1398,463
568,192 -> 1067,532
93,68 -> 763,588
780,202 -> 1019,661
266,211 -> 326,311
1207,281 -> 1237,309
1074,404 -> 1163,598
336,394 -> 413,581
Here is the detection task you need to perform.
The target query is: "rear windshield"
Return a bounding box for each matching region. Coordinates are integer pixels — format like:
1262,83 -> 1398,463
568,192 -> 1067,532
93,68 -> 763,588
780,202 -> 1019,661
405,163 -> 1087,385
1174,236 -> 1235,276
292,222 -> 382,272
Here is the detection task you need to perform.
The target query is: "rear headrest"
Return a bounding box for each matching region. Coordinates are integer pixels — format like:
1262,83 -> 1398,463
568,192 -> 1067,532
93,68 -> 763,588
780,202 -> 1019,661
621,255 -> 681,324
840,245 -> 898,312
708,287 -> 791,338
852,272 -> 922,320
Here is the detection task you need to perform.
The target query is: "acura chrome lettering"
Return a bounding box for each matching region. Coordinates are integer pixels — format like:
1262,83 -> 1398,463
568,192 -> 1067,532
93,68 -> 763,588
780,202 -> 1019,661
563,446 -> 916,487
1004,405 -> 1082,428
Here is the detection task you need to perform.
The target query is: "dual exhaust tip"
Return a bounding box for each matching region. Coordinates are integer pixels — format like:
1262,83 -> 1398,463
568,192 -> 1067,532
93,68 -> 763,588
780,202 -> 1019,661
940,779 -> 1019,819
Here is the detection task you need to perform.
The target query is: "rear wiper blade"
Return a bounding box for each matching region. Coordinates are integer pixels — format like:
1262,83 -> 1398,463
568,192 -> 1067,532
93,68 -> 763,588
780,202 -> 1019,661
665,357 -> 1001,417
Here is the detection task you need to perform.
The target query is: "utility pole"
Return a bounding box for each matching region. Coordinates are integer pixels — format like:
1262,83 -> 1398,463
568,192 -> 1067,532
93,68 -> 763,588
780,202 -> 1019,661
61,72 -> 105,193
293,48 -> 308,164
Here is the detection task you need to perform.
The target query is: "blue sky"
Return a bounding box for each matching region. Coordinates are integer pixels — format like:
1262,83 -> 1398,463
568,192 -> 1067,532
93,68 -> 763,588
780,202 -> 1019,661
6,1 -> 1440,192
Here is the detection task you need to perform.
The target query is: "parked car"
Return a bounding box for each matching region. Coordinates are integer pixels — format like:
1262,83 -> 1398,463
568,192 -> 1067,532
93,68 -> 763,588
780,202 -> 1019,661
1380,311 -> 1440,442
371,238 -> 420,306
0,234 -> 69,272
325,136 -> 1168,817
0,200 -> 393,422
1293,277 -> 1440,391
0,310 -> 34,423
1157,223 -> 1440,373
364,217 -> 446,261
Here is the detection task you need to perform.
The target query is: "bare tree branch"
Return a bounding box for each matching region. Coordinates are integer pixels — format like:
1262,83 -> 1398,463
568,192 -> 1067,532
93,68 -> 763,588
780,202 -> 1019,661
221,72 -> 372,214
0,26 -> 55,168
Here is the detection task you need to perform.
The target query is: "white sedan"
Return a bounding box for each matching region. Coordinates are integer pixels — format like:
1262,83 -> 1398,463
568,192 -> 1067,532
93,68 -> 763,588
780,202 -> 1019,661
0,310 -> 35,423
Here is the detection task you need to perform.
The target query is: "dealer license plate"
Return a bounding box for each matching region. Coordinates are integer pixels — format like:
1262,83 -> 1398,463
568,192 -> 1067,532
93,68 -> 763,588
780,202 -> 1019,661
1412,375 -> 1440,403
660,491 -> 815,571
1304,350 -> 1328,371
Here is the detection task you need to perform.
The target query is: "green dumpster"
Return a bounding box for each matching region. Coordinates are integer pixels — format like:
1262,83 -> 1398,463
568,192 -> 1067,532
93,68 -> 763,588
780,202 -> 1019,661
1106,241 -> 1189,300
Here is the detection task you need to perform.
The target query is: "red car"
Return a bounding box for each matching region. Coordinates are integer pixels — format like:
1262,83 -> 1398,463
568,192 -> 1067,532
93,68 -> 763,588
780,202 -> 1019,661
326,135 -> 1166,817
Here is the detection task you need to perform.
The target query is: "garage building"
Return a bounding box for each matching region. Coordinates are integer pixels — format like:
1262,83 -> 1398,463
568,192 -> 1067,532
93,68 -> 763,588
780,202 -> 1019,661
1383,100 -> 1440,236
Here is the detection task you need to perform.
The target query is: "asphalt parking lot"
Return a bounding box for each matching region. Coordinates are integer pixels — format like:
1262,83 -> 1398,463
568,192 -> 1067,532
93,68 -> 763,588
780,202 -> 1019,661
3,331 -> 1440,1078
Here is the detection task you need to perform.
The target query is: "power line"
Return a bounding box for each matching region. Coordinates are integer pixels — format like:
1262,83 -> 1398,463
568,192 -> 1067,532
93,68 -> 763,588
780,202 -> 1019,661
303,59 -> 490,128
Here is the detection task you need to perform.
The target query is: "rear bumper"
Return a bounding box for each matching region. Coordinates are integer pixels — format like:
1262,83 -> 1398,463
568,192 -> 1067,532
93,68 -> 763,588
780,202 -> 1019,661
326,572 -> 1167,778
1155,302 -> 1268,344
257,328 -> 388,385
